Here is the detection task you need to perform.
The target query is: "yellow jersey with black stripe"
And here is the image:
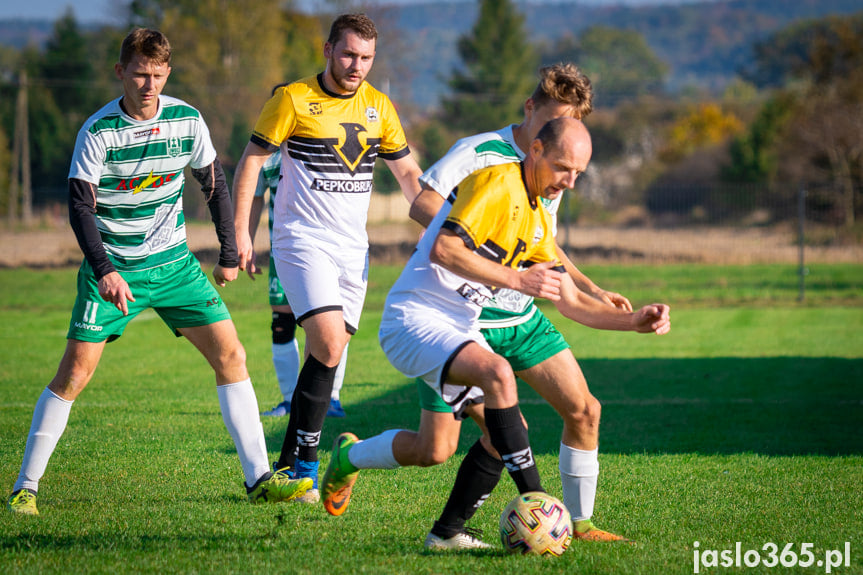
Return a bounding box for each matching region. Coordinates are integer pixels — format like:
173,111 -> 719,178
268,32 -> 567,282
251,73 -> 411,251
383,161 -> 562,328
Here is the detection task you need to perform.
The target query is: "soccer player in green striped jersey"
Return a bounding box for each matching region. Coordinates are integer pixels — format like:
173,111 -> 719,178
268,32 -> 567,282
6,28 -> 310,516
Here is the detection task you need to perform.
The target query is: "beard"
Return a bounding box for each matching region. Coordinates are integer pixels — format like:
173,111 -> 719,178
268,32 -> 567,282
328,57 -> 365,94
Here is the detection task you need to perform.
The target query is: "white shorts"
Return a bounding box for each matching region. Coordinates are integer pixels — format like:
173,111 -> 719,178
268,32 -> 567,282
272,238 -> 368,333
379,309 -> 486,413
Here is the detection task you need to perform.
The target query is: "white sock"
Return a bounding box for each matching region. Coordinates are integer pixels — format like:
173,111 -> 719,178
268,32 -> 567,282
331,343 -> 349,401
272,340 -> 300,403
346,429 -> 403,470
217,379 -> 271,487
14,388 -> 74,493
559,443 -> 599,522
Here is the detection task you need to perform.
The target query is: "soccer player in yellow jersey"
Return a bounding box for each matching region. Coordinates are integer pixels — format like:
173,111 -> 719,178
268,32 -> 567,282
321,118 -> 671,537
232,14 -> 423,501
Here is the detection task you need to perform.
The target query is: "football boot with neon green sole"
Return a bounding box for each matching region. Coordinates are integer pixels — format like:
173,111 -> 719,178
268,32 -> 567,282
246,470 -> 312,504
8,489 -> 39,516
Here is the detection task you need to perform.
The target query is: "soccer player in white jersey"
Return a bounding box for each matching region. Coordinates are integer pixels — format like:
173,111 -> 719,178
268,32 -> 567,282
411,64 -> 642,546
232,14 -> 423,502
6,29 -> 311,516
320,118 -> 671,544
248,151 -> 348,419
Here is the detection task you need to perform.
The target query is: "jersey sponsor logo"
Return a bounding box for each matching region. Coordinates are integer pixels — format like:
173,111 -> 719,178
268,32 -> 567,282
167,137 -> 182,157
131,171 -> 161,195
297,429 -> 321,447
116,171 -> 177,193
308,102 -> 323,116
312,178 -> 373,193
501,447 -> 535,472
365,106 -> 379,123
457,283 -> 491,306
133,127 -> 161,138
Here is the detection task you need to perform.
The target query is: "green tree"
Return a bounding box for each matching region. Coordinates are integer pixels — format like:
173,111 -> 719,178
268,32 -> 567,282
739,13 -> 863,226
127,0 -> 310,162
543,26 -> 667,106
40,9 -> 103,121
441,0 -> 537,133
744,13 -> 863,89
722,94 -> 794,184
23,11 -> 111,205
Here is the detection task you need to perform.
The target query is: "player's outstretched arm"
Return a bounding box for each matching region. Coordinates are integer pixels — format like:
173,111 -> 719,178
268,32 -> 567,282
232,142 -> 271,276
555,243 -> 632,311
554,274 -> 670,334
632,303 -> 671,335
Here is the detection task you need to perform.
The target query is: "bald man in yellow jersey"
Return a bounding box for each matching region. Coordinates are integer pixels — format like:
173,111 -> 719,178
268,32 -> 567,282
321,118 -> 671,542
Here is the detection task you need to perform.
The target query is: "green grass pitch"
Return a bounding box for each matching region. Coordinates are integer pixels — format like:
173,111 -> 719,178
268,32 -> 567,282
1,263 -> 861,574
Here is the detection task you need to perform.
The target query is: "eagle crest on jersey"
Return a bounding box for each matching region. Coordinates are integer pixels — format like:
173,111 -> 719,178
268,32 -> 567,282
329,122 -> 377,176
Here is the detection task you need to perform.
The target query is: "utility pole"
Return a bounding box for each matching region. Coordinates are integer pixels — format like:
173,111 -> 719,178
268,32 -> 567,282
8,69 -> 31,227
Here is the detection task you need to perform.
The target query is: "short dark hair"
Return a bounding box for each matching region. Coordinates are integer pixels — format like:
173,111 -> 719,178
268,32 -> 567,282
531,63 -> 593,119
119,28 -> 171,68
327,13 -> 378,46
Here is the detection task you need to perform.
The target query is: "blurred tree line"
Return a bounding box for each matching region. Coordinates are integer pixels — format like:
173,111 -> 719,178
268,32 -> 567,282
0,0 -> 860,237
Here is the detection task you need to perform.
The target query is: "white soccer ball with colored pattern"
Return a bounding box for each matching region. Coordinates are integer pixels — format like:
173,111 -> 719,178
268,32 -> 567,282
499,491 -> 572,556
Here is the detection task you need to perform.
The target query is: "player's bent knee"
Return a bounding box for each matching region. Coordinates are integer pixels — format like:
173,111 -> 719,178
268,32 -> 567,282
567,395 -> 601,430
481,357 -> 518,402
416,444 -> 453,467
213,343 -> 247,373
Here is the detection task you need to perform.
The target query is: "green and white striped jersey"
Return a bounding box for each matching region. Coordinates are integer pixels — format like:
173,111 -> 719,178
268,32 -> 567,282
253,152 -> 282,241
419,125 -> 561,329
69,95 -> 217,272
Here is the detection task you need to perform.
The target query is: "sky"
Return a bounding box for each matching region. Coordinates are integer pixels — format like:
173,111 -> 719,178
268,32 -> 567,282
0,0 -> 710,25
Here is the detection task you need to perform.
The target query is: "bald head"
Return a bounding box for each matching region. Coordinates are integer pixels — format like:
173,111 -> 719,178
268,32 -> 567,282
525,117 -> 592,202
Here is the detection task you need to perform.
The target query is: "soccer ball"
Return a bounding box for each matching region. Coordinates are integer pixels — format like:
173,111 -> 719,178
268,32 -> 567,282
499,491 -> 572,556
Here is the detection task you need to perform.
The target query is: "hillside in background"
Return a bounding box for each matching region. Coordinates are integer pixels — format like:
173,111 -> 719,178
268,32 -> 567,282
1,0 -> 861,108
381,0 -> 863,107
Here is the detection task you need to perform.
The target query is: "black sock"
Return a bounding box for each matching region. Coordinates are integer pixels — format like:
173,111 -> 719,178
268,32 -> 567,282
431,439 -> 504,539
277,353 -> 336,465
484,405 -> 543,494
275,390 -> 299,470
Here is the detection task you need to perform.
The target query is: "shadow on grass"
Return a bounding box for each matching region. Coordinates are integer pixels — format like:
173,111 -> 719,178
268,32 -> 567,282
264,357 -> 863,458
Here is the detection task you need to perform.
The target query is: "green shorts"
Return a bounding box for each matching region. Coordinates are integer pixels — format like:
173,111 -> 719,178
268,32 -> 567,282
67,252 -> 232,343
417,307 -> 570,413
268,261 -> 290,307
481,307 -> 570,372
